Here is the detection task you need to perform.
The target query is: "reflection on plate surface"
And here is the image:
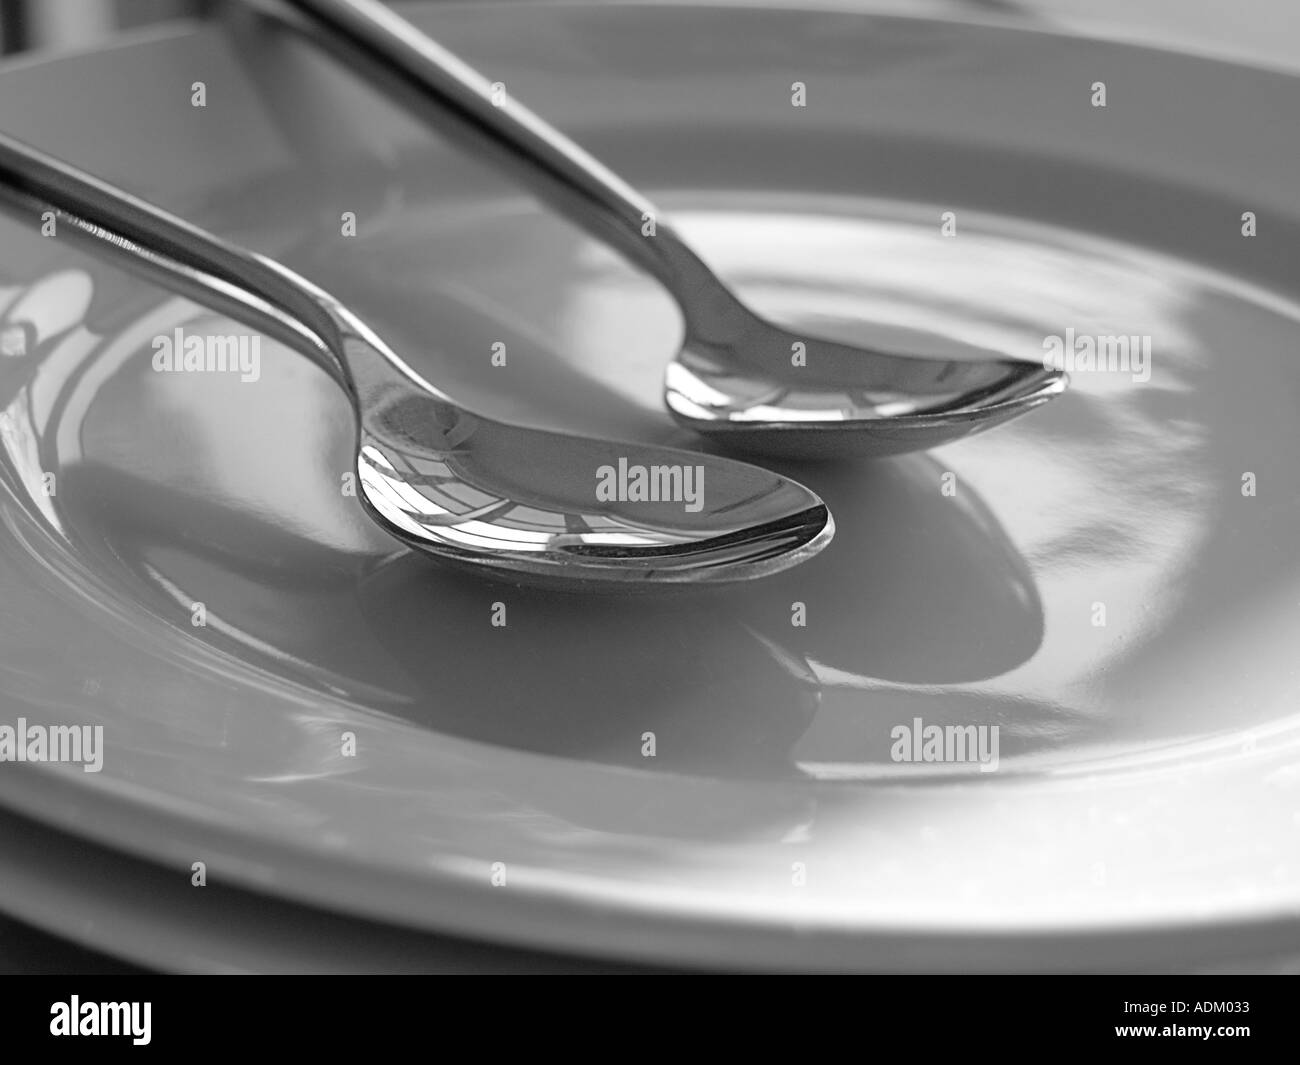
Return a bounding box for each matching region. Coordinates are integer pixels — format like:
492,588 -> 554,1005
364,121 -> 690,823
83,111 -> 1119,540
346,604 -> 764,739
1,2 -> 1300,970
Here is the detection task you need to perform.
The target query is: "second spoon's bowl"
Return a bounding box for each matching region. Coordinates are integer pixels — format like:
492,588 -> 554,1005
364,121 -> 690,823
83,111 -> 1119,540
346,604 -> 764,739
665,326 -> 1068,459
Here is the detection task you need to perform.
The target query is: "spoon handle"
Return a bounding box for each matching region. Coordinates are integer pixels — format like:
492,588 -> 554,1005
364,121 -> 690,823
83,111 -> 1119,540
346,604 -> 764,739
0,130 -> 358,390
280,0 -> 755,343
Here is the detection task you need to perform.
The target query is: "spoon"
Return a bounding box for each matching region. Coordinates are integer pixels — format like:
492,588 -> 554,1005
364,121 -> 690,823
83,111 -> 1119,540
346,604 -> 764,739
272,0 -> 1067,459
0,133 -> 832,588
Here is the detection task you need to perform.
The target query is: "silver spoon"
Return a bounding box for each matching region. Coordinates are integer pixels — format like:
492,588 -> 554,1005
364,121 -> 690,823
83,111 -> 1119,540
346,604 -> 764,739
273,0 -> 1067,459
0,133 -> 832,588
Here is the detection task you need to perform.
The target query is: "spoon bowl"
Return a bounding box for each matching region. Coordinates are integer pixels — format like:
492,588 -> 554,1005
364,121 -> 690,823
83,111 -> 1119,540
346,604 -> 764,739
667,322 -> 1068,459
352,390 -> 835,588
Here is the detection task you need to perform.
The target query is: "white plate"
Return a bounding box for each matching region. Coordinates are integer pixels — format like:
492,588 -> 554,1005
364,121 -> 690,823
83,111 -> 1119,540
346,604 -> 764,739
2,2 -> 1300,970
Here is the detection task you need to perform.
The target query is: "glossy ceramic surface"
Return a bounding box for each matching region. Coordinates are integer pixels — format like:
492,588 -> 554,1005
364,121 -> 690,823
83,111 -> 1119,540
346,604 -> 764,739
1,3 -> 1299,969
